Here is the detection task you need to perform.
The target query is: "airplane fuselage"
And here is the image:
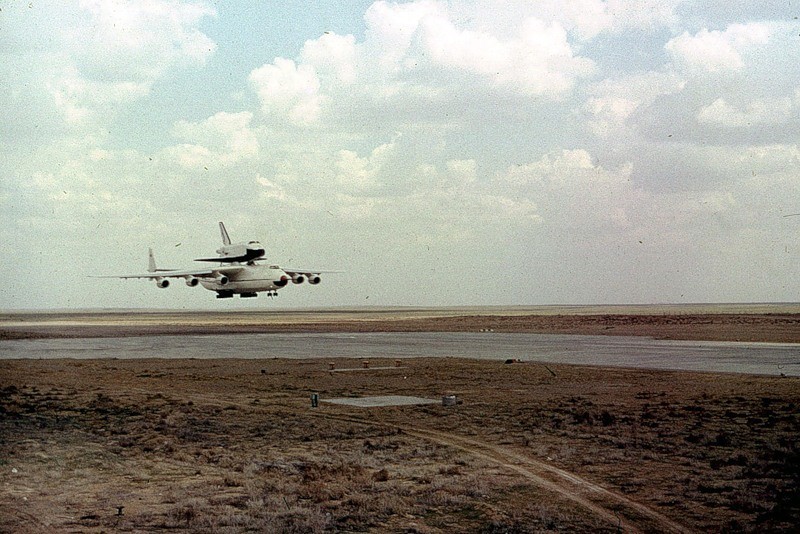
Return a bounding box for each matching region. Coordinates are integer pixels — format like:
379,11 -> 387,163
199,264 -> 289,294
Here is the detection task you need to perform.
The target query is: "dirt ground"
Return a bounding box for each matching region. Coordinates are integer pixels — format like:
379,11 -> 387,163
3,307 -> 800,342
1,310 -> 799,532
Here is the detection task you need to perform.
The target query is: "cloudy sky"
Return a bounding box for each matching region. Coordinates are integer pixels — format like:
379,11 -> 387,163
2,0 -> 799,310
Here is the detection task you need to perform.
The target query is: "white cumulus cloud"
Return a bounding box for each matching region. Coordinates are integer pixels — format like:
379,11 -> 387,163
165,111 -> 259,167
249,58 -> 323,125
60,0 -> 215,126
300,33 -> 358,87
697,96 -> 796,128
665,23 -> 771,73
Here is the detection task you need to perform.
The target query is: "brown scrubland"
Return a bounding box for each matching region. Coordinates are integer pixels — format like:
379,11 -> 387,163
1,309 -> 798,532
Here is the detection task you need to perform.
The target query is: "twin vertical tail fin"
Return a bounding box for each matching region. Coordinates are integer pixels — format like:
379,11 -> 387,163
147,248 -> 175,272
148,248 -> 157,273
219,221 -> 232,245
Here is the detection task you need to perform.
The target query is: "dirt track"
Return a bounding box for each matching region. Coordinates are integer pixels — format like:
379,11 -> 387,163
135,389 -> 683,532
322,414 -> 689,534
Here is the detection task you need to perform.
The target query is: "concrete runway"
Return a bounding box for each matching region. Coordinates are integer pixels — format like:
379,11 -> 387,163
2,332 -> 798,376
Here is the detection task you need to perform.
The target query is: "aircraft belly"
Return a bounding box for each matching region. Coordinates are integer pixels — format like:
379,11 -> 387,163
232,279 -> 279,292
200,279 -> 277,293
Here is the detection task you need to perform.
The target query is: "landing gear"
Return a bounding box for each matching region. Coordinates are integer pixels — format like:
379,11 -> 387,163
217,290 -> 278,299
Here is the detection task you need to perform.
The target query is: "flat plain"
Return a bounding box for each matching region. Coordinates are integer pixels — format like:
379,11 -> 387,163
1,306 -> 799,532
3,304 -> 800,341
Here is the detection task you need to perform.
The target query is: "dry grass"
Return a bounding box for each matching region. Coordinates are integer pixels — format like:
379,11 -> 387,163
1,357 -> 798,532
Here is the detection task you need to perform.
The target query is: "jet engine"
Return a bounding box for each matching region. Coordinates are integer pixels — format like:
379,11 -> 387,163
185,276 -> 199,287
307,275 -> 321,285
156,278 -> 170,289
215,274 -> 229,286
291,274 -> 305,284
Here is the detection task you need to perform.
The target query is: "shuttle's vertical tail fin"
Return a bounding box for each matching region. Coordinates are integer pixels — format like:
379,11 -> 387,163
148,248 -> 157,273
219,222 -> 232,245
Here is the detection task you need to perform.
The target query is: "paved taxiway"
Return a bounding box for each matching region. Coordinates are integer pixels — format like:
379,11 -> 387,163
2,332 -> 798,376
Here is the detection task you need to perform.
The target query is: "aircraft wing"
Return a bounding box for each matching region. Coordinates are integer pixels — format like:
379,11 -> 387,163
281,267 -> 342,285
99,265 -> 245,279
282,268 -> 343,276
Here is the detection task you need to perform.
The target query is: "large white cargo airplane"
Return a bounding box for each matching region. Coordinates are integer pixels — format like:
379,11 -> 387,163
108,222 -> 334,299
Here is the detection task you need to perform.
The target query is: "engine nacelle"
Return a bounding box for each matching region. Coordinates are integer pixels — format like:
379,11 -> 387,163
156,278 -> 170,289
291,274 -> 305,284
307,275 -> 321,285
215,274 -> 229,286
185,276 -> 199,287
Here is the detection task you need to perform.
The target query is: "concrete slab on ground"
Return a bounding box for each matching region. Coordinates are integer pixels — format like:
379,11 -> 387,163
321,395 -> 438,407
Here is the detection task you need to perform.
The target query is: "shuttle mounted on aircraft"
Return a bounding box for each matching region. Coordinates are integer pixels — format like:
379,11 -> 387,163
105,222 -> 335,299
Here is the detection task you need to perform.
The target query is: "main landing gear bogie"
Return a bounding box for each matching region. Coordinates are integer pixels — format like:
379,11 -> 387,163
215,290 -> 279,299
